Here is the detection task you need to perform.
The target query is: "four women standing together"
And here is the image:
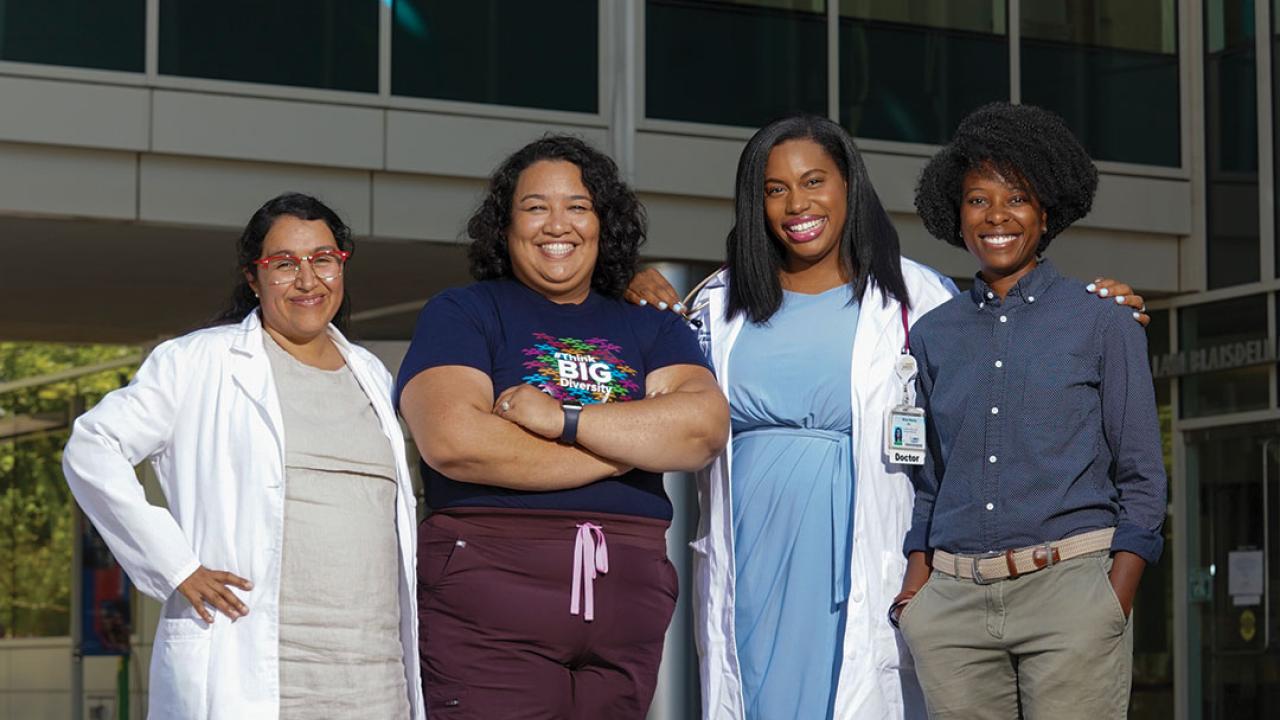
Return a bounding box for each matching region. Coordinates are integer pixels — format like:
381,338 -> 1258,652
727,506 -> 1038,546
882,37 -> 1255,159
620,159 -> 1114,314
63,102 -> 1162,719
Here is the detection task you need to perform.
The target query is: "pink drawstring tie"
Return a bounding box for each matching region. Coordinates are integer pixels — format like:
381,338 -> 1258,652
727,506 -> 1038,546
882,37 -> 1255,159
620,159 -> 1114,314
570,523 -> 609,622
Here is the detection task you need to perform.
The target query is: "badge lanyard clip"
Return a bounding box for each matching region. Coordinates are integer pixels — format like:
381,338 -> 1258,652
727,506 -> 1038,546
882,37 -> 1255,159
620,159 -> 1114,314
896,304 -> 915,406
886,303 -> 926,465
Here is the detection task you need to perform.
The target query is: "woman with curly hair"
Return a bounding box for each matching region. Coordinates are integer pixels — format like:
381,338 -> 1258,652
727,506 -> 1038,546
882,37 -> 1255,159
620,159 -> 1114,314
894,103 -> 1166,718
395,135 -> 729,718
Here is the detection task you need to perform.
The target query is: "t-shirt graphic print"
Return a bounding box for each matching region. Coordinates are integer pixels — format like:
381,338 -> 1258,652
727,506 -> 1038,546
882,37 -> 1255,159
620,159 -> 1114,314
523,333 -> 639,405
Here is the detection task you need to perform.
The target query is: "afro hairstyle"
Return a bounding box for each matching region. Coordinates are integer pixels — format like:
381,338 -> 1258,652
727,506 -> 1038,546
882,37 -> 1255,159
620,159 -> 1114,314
914,102 -> 1098,254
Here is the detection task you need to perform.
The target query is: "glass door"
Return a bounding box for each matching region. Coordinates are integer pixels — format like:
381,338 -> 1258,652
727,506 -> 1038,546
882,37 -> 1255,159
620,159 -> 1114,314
1186,422 -> 1280,719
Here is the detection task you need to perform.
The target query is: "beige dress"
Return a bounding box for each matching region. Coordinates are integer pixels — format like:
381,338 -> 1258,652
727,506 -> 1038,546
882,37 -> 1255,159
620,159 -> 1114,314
265,333 -> 410,719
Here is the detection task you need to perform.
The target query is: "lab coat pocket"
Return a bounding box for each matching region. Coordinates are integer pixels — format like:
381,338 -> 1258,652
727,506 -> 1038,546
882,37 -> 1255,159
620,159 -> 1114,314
149,617 -> 212,720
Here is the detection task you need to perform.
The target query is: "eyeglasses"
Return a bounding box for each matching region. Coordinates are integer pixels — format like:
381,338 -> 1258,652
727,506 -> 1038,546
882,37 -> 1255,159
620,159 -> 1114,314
248,249 -> 350,286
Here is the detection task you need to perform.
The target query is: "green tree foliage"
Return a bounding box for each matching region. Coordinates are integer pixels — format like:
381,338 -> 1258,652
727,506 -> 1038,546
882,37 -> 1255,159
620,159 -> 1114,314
0,342 -> 139,638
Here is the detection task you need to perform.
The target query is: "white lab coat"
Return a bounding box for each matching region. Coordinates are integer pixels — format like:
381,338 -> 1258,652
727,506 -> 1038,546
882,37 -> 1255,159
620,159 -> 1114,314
688,259 -> 957,720
62,312 -> 424,720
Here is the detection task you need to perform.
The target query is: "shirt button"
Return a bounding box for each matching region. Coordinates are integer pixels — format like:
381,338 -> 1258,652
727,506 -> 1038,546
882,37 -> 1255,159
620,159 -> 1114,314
991,407 -> 999,415
979,302 -> 985,309
994,360 -> 1003,368
986,502 -> 995,510
989,455 -> 998,463
1028,295 -> 1036,303
986,291 -> 994,299
999,315 -> 1008,323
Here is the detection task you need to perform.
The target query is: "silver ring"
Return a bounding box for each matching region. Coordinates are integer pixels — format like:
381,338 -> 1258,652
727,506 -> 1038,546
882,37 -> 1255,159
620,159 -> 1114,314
1139,304 -> 1147,313
500,400 -> 511,412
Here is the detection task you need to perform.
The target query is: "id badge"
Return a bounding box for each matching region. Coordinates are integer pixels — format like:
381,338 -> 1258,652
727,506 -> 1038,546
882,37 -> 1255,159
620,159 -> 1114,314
885,405 -> 926,465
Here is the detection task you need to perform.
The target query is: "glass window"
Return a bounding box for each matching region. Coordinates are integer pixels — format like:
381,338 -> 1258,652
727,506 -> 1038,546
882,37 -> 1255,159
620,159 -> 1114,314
1020,0 -> 1180,167
646,0 -> 828,127
838,0 -> 1008,145
1274,0 -> 1280,280
392,1 -> 598,113
1205,0 -> 1259,288
0,0 -> 144,72
158,0 -> 378,92
1177,296 -> 1269,418
1,343 -> 139,639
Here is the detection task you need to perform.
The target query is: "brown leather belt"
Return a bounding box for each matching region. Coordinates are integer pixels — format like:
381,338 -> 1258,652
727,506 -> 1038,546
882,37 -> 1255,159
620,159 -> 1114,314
931,528 -> 1115,585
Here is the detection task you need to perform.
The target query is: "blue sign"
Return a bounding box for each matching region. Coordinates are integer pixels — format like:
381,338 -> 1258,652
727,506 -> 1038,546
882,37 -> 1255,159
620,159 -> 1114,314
80,521 -> 131,656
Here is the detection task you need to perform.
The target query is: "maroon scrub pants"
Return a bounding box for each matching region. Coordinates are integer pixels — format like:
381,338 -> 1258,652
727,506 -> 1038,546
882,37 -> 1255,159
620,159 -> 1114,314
418,508 -> 678,719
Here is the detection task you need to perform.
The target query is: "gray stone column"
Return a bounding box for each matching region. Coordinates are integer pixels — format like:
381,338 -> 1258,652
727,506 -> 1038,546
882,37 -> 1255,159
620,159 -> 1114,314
644,261 -> 702,720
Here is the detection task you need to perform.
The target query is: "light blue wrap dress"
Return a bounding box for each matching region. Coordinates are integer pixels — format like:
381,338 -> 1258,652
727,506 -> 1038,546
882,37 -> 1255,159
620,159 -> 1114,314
728,285 -> 859,719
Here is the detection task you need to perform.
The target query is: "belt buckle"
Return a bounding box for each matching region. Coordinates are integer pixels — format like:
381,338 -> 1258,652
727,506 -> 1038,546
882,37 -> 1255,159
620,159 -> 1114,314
968,550 -> 1003,585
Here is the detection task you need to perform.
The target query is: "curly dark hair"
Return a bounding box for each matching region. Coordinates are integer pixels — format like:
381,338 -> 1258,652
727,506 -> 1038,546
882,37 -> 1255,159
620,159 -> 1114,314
466,134 -> 645,298
915,102 -> 1098,254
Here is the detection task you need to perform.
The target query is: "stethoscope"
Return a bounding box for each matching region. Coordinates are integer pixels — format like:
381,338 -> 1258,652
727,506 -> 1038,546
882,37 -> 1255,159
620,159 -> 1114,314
679,268 -> 720,330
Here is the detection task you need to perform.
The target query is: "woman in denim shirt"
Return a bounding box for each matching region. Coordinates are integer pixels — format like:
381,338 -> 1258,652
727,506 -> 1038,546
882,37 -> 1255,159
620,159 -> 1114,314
895,103 -> 1166,719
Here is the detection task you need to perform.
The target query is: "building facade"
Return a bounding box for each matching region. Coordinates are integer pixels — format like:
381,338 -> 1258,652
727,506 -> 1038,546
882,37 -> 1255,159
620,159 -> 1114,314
0,1 -> 1269,719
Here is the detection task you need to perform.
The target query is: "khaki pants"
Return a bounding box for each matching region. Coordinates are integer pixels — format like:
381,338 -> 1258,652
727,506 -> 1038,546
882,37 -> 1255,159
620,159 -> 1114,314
898,551 -> 1132,719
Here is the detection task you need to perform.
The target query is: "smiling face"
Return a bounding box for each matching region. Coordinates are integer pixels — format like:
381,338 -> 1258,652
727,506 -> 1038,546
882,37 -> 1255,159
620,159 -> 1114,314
959,165 -> 1047,296
246,215 -> 344,344
763,138 -> 849,276
507,160 -> 601,304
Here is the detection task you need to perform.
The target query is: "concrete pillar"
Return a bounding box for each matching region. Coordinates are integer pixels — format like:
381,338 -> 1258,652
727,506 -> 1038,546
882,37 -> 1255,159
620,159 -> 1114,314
644,261 -> 701,720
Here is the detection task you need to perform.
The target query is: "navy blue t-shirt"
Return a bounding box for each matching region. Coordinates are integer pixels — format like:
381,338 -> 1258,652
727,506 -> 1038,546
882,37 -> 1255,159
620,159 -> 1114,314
395,278 -> 710,520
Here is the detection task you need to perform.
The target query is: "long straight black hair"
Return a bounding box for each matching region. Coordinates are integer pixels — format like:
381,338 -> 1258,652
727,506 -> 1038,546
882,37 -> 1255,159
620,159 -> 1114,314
209,192 -> 354,331
726,115 -> 910,324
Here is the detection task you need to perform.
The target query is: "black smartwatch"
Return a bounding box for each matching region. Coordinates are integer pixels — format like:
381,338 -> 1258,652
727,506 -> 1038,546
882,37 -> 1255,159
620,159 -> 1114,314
559,401 -> 583,445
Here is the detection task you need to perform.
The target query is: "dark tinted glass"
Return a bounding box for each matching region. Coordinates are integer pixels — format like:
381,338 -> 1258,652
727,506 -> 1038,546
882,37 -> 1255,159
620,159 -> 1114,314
159,0 -> 378,92
839,0 -> 1008,144
1205,0 -> 1259,288
646,0 -> 827,127
1021,0 -> 1180,167
1274,0 -> 1280,280
1178,296 -> 1269,418
392,0 -> 598,113
0,0 -> 144,71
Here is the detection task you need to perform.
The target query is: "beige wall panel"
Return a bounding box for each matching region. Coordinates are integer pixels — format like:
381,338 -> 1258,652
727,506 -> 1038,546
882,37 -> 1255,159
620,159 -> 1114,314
0,142 -> 136,219
1050,227 -> 1181,293
1092,173 -> 1192,236
863,152 -> 929,216
151,91 -> 383,170
138,155 -> 372,233
2,692 -> 66,720
6,643 -> 68,690
0,76 -> 149,151
386,112 -> 608,178
632,132 -> 742,199
641,192 -> 733,262
371,172 -> 485,241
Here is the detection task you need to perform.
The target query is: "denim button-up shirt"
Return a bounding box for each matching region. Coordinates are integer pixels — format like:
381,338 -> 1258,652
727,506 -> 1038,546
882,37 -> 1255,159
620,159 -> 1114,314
903,259 -> 1166,564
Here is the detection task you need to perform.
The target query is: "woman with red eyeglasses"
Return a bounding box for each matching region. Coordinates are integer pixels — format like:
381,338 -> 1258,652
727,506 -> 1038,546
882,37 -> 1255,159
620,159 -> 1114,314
63,192 -> 424,719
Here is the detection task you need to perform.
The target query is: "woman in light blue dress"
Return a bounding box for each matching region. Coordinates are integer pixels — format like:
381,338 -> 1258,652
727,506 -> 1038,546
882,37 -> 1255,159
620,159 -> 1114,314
730,285 -> 858,718
732,283 -> 860,712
